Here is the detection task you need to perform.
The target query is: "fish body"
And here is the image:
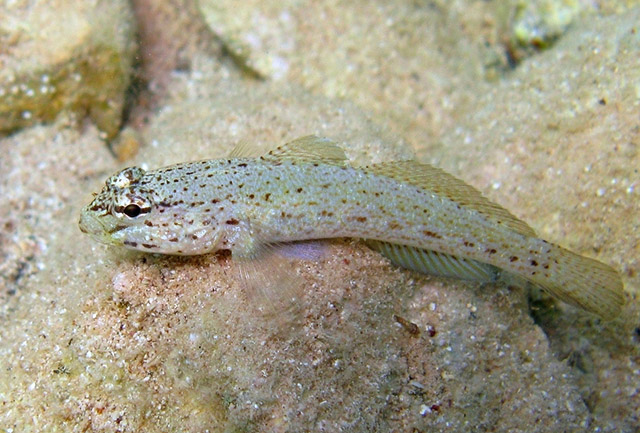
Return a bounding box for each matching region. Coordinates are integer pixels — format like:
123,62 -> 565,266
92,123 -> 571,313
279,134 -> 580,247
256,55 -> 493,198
80,136 -> 624,318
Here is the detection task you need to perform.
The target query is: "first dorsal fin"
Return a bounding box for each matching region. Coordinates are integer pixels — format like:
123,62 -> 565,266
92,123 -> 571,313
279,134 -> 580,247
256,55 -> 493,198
229,139 -> 263,159
262,135 -> 348,166
367,160 -> 536,237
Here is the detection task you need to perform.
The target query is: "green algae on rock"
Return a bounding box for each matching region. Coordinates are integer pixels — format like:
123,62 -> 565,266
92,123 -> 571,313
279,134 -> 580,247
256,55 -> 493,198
0,0 -> 136,139
511,0 -> 583,49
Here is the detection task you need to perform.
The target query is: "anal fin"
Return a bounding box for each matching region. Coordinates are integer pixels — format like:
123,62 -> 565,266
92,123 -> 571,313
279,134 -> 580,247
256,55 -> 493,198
366,240 -> 499,283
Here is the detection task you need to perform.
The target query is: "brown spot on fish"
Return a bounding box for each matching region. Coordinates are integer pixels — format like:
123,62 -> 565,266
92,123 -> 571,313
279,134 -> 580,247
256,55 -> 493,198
108,224 -> 128,234
423,230 -> 441,239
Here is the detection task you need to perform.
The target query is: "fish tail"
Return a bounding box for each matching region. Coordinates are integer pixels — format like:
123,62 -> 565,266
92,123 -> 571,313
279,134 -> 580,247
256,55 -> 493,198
524,244 -> 624,319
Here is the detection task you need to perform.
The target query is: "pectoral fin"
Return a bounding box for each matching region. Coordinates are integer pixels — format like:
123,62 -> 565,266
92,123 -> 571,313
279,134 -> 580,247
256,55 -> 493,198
227,218 -> 307,325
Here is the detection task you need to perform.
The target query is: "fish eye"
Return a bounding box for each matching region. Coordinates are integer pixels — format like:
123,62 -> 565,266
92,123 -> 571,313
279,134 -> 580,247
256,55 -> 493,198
123,204 -> 142,218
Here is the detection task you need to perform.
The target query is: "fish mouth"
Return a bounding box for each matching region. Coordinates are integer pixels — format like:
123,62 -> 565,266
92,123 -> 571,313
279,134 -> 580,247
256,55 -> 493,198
78,211 -> 96,235
78,210 -> 125,246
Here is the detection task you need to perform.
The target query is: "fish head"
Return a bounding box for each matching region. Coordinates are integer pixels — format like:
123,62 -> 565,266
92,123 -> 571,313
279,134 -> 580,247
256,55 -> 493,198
79,165 -> 223,255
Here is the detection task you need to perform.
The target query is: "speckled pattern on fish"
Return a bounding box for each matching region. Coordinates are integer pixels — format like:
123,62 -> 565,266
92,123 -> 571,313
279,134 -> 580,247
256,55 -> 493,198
80,136 -> 624,319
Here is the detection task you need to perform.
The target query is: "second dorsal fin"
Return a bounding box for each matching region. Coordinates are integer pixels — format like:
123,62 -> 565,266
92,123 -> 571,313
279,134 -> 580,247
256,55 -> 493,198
262,135 -> 348,166
366,160 -> 536,237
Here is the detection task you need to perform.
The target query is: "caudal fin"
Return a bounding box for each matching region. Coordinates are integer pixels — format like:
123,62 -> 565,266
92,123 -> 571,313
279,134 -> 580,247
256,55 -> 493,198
528,245 -> 624,319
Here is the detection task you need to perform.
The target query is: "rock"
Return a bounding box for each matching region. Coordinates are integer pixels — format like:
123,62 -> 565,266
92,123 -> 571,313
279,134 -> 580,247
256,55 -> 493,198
196,0 -> 490,144
0,0 -> 136,138
1,2 -> 638,432
196,0 -> 640,146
